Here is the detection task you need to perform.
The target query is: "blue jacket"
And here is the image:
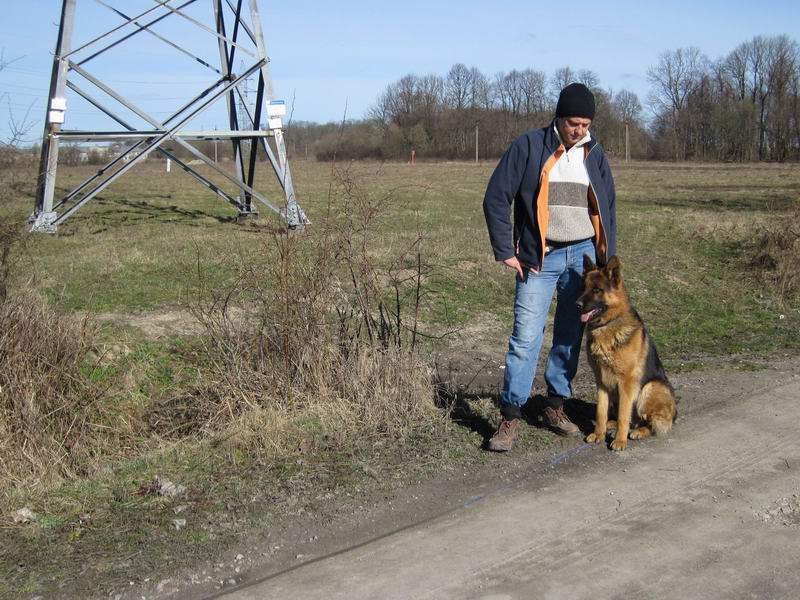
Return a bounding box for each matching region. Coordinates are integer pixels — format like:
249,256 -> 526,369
483,120 -> 617,269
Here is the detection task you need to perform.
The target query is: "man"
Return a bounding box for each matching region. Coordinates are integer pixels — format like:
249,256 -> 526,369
483,82 -> 617,452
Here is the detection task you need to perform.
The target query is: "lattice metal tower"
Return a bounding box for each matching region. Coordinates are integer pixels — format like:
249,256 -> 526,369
236,59 -> 253,161
32,0 -> 309,232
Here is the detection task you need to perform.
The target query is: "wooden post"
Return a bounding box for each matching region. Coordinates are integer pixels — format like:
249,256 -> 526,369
411,149 -> 416,165
475,122 -> 479,163
625,122 -> 630,163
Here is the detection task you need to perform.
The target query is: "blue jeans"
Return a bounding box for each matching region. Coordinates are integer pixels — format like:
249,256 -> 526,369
500,238 -> 596,419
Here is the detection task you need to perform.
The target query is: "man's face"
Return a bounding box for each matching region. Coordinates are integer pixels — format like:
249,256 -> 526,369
557,117 -> 592,146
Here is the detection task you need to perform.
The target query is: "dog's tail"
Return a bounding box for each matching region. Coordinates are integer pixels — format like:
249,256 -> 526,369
650,414 -> 673,436
641,381 -> 676,436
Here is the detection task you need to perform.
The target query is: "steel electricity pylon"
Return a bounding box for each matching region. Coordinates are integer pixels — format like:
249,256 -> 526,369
32,0 -> 308,233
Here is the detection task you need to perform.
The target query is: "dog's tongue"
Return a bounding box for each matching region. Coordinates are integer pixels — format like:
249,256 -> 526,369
580,309 -> 598,324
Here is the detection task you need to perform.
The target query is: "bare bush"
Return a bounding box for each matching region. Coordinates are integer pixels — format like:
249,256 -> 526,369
157,167 -> 446,460
0,219 -> 23,303
0,220 -> 110,491
748,205 -> 800,300
0,287 -> 99,489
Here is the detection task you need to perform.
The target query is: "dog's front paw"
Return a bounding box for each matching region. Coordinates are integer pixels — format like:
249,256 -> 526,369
610,437 -> 628,452
586,431 -> 605,444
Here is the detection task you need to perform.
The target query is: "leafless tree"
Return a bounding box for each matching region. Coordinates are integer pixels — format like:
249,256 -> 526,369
550,66 -> 575,103
0,49 -> 36,159
383,75 -> 418,128
577,69 -> 601,90
764,35 -> 799,160
647,47 -> 707,114
5,98 -> 37,147
613,89 -> 642,123
491,71 -> 509,112
519,69 -> 547,115
724,42 -> 751,100
0,48 -> 23,72
468,67 -> 492,110
645,35 -> 800,162
647,47 -> 708,158
415,74 -> 444,126
445,63 -> 473,111
367,91 -> 392,127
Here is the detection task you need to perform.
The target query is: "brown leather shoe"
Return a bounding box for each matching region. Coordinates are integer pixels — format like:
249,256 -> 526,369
541,406 -> 580,437
488,418 -> 521,452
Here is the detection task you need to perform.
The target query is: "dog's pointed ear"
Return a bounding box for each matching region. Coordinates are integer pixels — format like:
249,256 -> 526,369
606,255 -> 622,287
583,254 -> 597,273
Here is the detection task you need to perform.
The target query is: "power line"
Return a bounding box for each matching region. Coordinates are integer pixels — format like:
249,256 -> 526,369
0,89 -> 44,98
3,66 -> 216,87
0,82 -> 50,92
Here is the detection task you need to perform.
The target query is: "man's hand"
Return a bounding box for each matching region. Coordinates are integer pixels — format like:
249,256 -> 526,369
502,256 -> 525,279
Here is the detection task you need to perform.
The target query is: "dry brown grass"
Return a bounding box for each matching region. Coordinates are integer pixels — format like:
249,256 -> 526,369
748,204 -> 800,301
0,286 -> 99,489
0,219 -> 120,494
0,161 -> 448,496
0,187 -> 101,490
149,165 -> 446,461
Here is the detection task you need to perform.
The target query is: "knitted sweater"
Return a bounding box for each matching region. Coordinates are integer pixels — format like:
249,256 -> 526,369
546,126 -> 595,243
483,119 -> 617,267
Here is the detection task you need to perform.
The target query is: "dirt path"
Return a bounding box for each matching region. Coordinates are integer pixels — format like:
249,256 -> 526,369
159,357 -> 800,600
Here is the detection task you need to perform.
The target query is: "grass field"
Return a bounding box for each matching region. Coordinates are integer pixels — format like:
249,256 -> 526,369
1,158 -> 799,598
2,159 -> 798,353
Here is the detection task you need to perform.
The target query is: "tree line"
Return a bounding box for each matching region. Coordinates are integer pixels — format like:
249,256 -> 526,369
648,35 -> 800,161
9,34 -> 796,165
287,34 -> 800,163
288,64 -> 647,162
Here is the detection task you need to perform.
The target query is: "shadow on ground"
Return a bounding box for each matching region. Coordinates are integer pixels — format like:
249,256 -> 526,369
51,194 -> 290,234
436,380 -> 599,450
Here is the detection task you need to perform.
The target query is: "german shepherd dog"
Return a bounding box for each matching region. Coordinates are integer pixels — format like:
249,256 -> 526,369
577,256 -> 677,451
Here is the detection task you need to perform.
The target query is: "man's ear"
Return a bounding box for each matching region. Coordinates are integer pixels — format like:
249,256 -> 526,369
583,254 -> 597,273
606,255 -> 622,287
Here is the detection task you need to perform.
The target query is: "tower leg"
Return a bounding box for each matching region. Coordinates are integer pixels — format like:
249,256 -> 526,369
247,0 -> 307,229
213,0 -> 251,214
33,0 -> 77,233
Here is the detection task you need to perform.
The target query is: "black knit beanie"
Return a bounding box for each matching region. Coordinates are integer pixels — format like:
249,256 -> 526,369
555,83 -> 595,119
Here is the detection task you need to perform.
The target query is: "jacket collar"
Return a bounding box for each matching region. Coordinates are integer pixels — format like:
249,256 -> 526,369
546,118 -> 597,154
544,119 -> 560,153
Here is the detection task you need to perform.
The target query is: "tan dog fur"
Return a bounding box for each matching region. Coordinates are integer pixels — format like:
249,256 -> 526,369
578,256 -> 677,451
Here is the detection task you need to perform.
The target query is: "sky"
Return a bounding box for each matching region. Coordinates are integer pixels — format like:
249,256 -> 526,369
1,0 -> 799,145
